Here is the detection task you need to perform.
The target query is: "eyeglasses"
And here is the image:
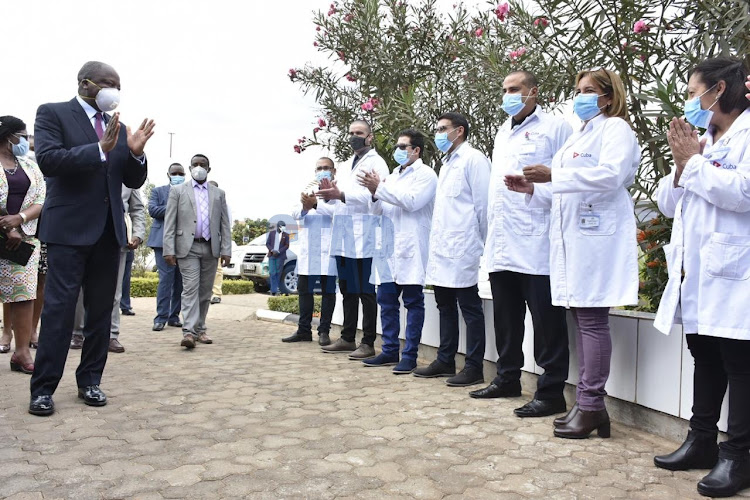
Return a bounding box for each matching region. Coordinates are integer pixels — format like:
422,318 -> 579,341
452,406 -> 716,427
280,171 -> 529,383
394,144 -> 412,150
434,126 -> 456,134
13,133 -> 28,141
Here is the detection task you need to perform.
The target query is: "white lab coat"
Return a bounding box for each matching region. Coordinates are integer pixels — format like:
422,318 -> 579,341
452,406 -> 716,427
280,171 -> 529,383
291,202 -> 338,277
426,143 -> 491,288
528,114 -> 639,307
654,109 -> 750,340
370,158 -> 437,285
486,107 -> 573,275
315,149 -> 390,259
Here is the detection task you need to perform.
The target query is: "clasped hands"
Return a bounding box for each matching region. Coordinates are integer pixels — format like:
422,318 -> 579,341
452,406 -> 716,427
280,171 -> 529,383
99,112 -> 156,156
666,117 -> 705,187
504,164 -> 552,195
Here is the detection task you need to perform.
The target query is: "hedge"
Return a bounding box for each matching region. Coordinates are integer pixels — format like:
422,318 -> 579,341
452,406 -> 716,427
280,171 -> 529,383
130,277 -> 254,297
267,295 -> 321,315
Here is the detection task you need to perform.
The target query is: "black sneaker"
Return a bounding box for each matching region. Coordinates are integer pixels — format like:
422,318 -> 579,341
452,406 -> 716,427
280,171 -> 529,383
412,360 -> 456,378
446,367 -> 484,387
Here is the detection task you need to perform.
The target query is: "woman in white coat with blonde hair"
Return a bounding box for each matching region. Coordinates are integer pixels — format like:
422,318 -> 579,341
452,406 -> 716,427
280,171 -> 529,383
652,57 -> 750,499
505,67 -> 639,439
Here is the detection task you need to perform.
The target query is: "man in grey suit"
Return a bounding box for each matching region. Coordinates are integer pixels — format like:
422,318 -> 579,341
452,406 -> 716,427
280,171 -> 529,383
109,187 -> 146,352
163,154 -> 231,349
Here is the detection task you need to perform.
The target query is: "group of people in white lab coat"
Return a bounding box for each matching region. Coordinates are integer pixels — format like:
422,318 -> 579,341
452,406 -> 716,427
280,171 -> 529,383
285,59 -> 750,498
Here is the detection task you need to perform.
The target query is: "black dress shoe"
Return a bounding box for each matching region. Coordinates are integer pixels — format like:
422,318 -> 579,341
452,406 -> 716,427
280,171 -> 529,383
282,332 -> 313,343
152,323 -> 166,331
121,309 -> 135,316
318,332 -> 331,346
469,382 -> 522,399
29,395 -> 54,416
446,367 -> 484,387
78,385 -> 107,407
514,398 -> 567,418
698,458 -> 750,498
413,360 -> 455,378
70,334 -> 84,350
168,321 -> 183,328
654,430 -> 719,471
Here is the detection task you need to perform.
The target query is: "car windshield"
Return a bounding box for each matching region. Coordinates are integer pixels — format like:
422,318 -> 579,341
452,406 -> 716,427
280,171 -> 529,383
249,234 -> 268,245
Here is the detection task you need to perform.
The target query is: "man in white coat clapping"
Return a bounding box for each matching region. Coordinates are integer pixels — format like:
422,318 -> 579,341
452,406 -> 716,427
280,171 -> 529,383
414,112 -> 490,387
358,128 -> 438,374
316,120 -> 390,360
470,71 -> 573,420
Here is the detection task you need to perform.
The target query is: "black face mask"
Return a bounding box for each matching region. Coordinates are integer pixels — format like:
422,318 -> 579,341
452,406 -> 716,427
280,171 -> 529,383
349,135 -> 367,152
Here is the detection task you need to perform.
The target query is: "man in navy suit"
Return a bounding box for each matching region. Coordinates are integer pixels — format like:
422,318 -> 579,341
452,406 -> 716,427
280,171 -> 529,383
265,221 -> 289,295
148,163 -> 185,331
29,61 -> 155,416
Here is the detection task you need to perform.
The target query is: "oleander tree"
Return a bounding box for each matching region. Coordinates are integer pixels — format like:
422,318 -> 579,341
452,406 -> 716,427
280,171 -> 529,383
288,0 -> 749,311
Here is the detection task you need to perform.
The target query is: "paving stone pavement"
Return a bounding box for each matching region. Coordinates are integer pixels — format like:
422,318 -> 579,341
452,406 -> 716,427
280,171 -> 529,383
1,294 -> 748,499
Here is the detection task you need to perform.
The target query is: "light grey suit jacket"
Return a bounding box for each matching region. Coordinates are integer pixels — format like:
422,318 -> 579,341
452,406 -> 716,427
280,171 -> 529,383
163,180 -> 232,259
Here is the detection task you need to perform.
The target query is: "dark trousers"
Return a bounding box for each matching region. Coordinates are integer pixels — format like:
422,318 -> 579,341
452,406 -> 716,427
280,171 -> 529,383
378,282 -> 425,361
687,334 -> 750,460
336,256 -> 376,346
31,215 -> 120,397
489,271 -> 569,400
153,247 -> 182,324
434,285 -> 486,371
297,274 -> 336,336
119,249 -> 134,312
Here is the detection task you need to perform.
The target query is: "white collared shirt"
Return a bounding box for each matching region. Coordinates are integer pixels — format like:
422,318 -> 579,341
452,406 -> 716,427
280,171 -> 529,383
75,96 -> 145,164
485,106 -> 572,275
425,142 -> 491,288
370,158 -> 438,285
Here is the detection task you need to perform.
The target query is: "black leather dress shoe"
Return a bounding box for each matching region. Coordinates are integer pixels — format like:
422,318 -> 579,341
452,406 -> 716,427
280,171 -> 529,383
318,332 -> 331,346
152,323 -> 166,331
168,321 -> 183,328
78,385 -> 107,407
29,395 -> 55,416
282,332 -> 313,343
121,309 -> 136,316
469,382 -> 521,399
654,430 -> 719,471
514,398 -> 567,417
698,458 -> 750,498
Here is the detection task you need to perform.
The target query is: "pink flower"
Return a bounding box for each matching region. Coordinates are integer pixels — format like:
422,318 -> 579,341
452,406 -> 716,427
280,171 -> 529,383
344,13 -> 354,22
288,68 -> 298,79
337,50 -> 346,61
640,54 -> 647,62
316,26 -> 321,32
517,46 -> 527,56
633,19 -> 650,34
294,145 -> 302,154
509,50 -> 518,60
298,139 -> 304,144
313,41 -> 319,47
345,73 -> 357,82
313,127 -> 321,133
327,3 -> 337,16
475,28 -> 484,37
318,118 -> 327,127
361,102 -> 374,112
533,17 -> 549,27
495,2 -> 510,21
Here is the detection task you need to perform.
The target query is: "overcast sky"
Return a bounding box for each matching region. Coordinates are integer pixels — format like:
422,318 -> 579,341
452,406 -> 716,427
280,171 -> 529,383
3,0 -> 470,222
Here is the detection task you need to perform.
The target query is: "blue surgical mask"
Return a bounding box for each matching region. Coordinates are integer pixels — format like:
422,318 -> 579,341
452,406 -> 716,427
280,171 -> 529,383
573,93 -> 605,121
501,94 -> 530,116
435,131 -> 454,153
393,148 -> 411,166
10,135 -> 29,157
684,84 -> 718,129
170,175 -> 185,185
316,170 -> 332,182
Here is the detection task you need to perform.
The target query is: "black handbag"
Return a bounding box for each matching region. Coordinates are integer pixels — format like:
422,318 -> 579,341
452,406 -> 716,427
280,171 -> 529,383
0,231 -> 35,266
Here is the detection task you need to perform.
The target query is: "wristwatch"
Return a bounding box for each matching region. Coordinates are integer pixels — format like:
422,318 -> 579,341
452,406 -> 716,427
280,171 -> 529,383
19,212 -> 27,223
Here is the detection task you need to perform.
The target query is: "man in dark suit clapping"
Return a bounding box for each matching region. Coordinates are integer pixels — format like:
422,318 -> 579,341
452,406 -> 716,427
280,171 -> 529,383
148,163 -> 185,331
29,61 -> 155,416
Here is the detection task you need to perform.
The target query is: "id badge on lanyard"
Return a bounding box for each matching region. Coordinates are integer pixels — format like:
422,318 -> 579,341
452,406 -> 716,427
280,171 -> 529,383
579,203 -> 600,229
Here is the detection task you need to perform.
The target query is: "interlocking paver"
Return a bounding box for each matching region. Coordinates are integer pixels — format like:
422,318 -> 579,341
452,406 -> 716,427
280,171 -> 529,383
0,294 -> 741,499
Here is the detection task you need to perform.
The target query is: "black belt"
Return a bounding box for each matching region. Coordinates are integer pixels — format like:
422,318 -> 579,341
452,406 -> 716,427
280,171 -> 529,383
194,237 -> 210,243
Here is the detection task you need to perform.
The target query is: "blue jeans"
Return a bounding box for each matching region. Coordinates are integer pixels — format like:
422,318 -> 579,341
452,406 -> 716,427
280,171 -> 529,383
434,285 -> 486,371
119,249 -> 134,312
153,247 -> 183,324
377,283 -> 425,362
269,256 -> 285,293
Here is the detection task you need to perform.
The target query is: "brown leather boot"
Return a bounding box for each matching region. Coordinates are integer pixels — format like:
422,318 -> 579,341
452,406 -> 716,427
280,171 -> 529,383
554,402 -> 579,427
553,408 -> 610,439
